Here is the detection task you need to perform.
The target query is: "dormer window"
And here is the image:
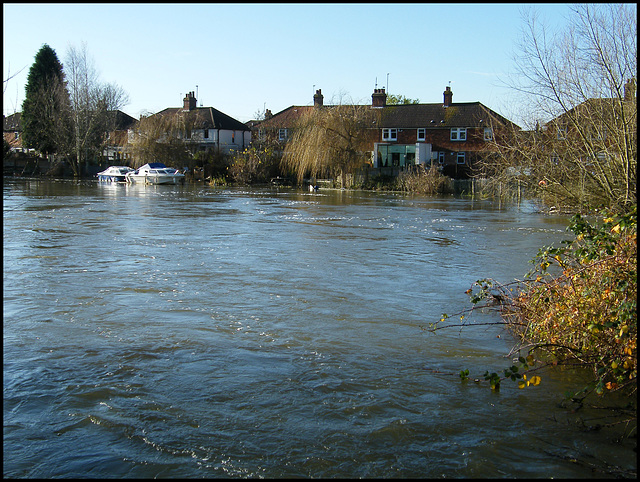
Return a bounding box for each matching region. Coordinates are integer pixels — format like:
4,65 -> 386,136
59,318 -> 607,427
382,128 -> 397,141
450,128 -> 466,141
484,127 -> 493,141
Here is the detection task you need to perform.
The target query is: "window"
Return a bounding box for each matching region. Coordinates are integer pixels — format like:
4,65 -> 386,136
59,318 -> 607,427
417,128 -> 426,141
204,129 -> 209,139
438,152 -> 445,164
279,128 -> 288,141
450,128 -> 466,141
483,127 -> 493,141
456,152 -> 466,164
382,128 -> 397,141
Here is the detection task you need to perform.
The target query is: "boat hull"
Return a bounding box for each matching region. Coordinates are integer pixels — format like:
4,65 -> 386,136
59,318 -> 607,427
97,174 -> 128,182
97,166 -> 134,182
127,174 -> 185,185
125,163 -> 185,185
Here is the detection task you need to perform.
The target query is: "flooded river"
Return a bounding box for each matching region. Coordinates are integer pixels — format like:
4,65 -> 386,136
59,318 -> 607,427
3,179 -> 636,477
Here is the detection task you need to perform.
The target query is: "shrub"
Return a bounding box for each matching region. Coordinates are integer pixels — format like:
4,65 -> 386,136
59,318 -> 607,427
395,165 -> 450,194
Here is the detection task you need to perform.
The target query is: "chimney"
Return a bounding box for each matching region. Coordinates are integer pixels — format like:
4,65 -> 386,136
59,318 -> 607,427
314,89 -> 324,107
372,88 -> 387,108
183,91 -> 197,111
624,78 -> 636,102
443,86 -> 453,107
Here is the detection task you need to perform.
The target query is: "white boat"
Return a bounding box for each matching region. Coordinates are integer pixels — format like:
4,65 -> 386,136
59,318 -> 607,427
97,165 -> 134,182
125,163 -> 186,185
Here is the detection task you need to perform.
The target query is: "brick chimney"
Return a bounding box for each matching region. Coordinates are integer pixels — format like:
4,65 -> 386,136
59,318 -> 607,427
264,109 -> 273,120
183,91 -> 197,111
443,86 -> 453,107
624,78 -> 636,102
314,89 -> 324,107
372,88 -> 387,108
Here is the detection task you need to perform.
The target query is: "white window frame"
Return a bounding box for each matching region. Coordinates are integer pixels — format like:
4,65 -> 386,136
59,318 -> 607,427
438,152 -> 445,164
382,128 -> 397,141
278,128 -> 288,141
456,152 -> 466,164
450,127 -> 467,141
483,127 -> 493,141
417,128 -> 426,141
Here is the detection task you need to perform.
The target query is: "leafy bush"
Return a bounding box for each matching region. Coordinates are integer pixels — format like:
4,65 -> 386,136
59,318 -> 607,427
506,207 -> 637,396
429,206 -> 637,402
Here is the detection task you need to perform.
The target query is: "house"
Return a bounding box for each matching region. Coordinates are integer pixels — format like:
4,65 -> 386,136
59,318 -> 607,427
252,86 -> 519,179
541,78 -> 636,166
371,86 -> 519,178
141,91 -> 252,155
3,113 -> 27,153
103,110 -> 137,163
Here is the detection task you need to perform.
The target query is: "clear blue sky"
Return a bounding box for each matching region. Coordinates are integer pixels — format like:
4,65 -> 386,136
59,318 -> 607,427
4,3 -> 574,126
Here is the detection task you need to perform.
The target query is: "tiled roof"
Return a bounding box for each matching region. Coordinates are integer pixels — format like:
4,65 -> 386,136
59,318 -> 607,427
3,113 -> 21,132
110,110 -> 136,130
257,105 -> 315,128
255,102 -> 520,130
380,102 -> 519,129
155,106 -> 250,131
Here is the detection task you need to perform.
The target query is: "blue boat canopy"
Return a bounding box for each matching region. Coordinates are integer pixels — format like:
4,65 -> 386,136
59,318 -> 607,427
147,163 -> 167,169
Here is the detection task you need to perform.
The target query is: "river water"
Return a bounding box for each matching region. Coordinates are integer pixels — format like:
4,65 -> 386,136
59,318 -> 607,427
3,179 -> 636,478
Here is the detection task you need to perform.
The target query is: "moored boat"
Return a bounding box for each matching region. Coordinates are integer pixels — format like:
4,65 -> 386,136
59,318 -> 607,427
125,163 -> 185,185
97,165 -> 134,182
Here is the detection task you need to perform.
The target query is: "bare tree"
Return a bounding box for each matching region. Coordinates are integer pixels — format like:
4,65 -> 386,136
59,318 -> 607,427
65,42 -> 129,176
485,4 -> 636,212
128,112 -> 191,168
282,96 -> 376,188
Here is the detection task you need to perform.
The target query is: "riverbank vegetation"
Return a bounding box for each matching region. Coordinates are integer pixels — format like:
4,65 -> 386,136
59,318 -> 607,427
429,4 -> 637,439
430,207 -> 636,432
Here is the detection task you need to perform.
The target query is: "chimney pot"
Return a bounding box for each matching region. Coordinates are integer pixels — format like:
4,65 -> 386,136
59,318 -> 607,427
314,89 -> 324,107
372,87 -> 387,108
183,91 -> 197,111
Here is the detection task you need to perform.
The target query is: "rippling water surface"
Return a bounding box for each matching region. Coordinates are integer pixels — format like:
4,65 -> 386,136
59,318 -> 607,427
3,179 -> 635,478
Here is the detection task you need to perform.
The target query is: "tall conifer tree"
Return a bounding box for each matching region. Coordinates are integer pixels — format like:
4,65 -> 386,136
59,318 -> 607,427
21,44 -> 71,157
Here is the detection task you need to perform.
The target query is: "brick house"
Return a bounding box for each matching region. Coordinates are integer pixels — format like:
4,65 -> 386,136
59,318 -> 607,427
540,78 -> 636,167
372,86 -> 519,178
252,86 -> 519,179
141,91 -> 251,155
3,113 -> 27,153
103,110 -> 137,163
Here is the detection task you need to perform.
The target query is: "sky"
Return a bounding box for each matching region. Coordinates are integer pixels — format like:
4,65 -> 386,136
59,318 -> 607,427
4,3 -> 576,126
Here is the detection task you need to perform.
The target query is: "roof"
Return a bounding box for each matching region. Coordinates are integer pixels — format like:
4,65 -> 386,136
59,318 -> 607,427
3,113 -> 22,132
256,105 -> 315,129
110,110 -> 137,130
155,106 -> 250,131
255,102 -> 520,130
4,111 -> 136,132
379,102 -> 519,129
544,97 -> 632,126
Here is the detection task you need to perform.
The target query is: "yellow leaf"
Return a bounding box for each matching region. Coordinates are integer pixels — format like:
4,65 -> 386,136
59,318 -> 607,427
530,376 -> 541,386
611,224 -> 621,233
518,381 -> 526,389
